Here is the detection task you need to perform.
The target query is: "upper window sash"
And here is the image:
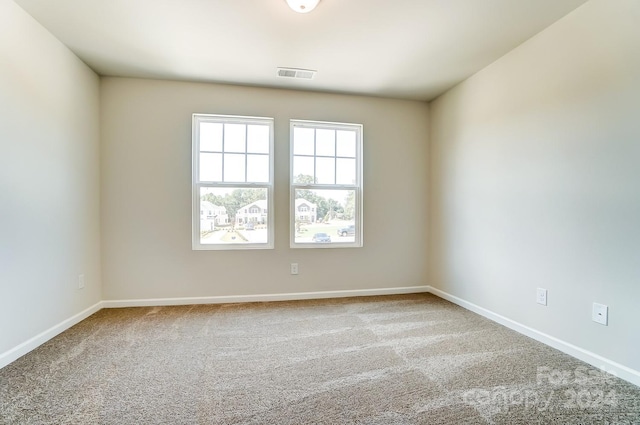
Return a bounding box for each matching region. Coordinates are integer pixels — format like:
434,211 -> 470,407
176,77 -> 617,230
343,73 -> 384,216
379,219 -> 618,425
290,120 -> 362,189
194,115 -> 274,186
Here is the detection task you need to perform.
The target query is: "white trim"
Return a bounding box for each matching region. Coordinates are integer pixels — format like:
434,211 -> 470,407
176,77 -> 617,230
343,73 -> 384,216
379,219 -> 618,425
427,286 -> 640,388
101,286 -> 430,308
0,301 -> 104,370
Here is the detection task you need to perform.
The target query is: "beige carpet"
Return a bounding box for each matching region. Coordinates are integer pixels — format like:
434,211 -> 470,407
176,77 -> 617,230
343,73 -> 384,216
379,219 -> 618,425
1,293 -> 639,424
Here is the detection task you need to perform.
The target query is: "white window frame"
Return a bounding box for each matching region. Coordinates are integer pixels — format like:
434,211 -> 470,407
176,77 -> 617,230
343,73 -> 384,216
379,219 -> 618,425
192,114 -> 274,250
290,119 -> 363,248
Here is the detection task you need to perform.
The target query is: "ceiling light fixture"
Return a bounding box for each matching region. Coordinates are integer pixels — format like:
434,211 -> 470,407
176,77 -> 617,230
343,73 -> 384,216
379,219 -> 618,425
286,0 -> 320,14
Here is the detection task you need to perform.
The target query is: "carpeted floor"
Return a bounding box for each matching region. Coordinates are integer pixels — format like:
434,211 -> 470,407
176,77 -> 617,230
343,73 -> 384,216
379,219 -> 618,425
1,293 -> 639,424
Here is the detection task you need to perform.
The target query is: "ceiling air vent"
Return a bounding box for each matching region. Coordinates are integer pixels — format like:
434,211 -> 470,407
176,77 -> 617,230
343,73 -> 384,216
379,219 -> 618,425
277,67 -> 316,80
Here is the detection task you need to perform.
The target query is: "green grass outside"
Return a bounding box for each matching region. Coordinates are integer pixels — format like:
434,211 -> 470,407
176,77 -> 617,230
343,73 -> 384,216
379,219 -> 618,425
296,221 -> 353,238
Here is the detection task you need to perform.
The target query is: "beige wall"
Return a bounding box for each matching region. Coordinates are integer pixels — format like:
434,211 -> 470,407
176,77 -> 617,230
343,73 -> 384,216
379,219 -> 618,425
100,78 -> 429,300
0,0 -> 101,354
429,0 -> 640,371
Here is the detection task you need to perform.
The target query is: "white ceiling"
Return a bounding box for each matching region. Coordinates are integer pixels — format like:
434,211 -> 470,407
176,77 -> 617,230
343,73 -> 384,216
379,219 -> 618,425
14,0 -> 588,101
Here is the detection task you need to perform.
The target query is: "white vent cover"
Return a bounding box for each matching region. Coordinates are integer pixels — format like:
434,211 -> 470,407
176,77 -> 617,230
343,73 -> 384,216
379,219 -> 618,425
277,67 -> 316,80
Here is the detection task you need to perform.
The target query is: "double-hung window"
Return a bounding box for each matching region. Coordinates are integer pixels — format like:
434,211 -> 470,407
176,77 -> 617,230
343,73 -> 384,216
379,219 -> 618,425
290,120 -> 363,248
192,114 -> 274,250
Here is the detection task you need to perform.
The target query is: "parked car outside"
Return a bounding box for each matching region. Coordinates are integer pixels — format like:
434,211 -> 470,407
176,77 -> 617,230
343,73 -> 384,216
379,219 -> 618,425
312,232 -> 331,243
244,222 -> 255,230
337,224 -> 355,237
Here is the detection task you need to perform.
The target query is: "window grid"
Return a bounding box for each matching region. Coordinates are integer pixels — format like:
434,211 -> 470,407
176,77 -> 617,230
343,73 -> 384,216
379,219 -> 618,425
198,124 -> 270,184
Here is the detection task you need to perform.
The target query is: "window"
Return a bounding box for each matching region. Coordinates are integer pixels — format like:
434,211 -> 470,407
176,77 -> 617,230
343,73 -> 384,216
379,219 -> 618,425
192,114 -> 274,250
290,120 -> 363,248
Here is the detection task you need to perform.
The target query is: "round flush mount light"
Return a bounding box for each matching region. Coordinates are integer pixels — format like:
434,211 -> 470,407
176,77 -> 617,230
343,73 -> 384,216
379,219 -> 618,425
286,0 -> 320,13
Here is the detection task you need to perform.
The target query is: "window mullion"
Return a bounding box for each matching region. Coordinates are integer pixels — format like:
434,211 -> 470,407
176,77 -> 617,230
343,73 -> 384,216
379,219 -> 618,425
244,124 -> 248,183
221,124 -> 226,182
313,128 -> 317,184
333,130 -> 337,185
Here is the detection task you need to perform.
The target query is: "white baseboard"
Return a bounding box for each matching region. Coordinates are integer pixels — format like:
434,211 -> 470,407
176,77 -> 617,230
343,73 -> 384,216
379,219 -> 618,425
101,286 -> 431,308
427,286 -> 640,388
0,301 -> 104,370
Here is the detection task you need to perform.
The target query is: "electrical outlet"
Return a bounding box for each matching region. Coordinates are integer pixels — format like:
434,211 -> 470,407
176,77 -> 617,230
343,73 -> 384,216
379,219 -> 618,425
592,303 -> 608,326
290,263 -> 299,275
78,274 -> 85,289
536,288 -> 547,306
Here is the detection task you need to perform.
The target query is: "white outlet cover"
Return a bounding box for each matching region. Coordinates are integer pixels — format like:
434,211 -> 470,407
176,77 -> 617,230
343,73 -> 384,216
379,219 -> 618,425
592,303 -> 608,326
536,288 -> 547,306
